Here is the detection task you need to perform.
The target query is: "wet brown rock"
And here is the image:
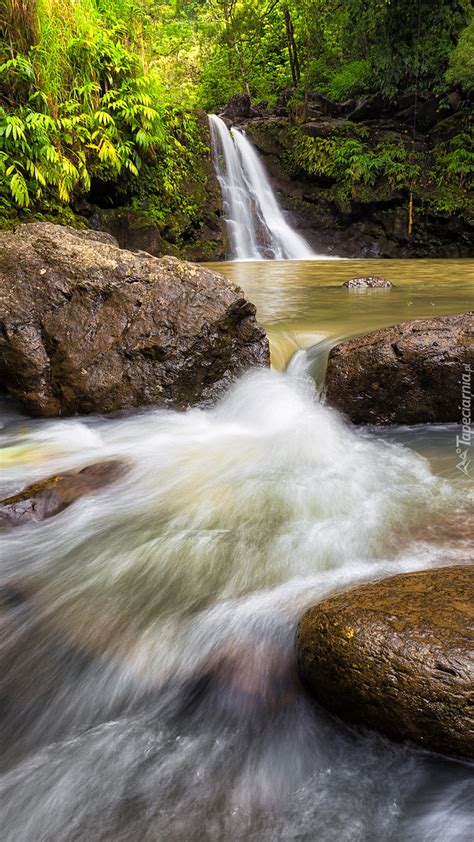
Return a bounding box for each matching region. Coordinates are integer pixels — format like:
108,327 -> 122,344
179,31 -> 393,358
0,461 -> 127,527
0,223 -> 269,416
342,276 -> 393,289
296,565 -> 474,759
325,312 -> 473,424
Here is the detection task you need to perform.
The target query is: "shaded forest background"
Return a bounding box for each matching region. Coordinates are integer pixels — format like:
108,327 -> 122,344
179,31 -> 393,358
0,0 -> 472,250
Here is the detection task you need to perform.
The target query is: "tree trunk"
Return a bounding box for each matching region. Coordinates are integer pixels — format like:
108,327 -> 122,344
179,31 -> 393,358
284,7 -> 300,85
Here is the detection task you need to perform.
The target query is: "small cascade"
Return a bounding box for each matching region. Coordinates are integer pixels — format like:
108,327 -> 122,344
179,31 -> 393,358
209,114 -> 320,261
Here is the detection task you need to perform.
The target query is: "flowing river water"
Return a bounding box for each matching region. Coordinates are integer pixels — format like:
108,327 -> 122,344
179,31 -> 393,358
0,259 -> 472,841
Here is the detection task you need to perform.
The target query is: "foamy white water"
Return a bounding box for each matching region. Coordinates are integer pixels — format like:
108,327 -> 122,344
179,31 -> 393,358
209,114 -> 325,260
0,364 -> 472,839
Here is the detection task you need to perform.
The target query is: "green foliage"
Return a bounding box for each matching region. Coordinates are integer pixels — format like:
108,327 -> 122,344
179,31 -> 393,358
287,124 -> 472,219
428,133 -> 474,215
197,47 -> 242,112
289,130 -> 421,195
340,0 -> 472,97
446,17 -> 474,93
0,58 -> 169,207
0,2 -> 202,215
325,60 -> 372,101
0,0 -> 472,229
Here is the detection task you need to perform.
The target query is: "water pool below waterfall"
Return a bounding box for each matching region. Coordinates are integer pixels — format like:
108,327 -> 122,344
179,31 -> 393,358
0,259 -> 472,841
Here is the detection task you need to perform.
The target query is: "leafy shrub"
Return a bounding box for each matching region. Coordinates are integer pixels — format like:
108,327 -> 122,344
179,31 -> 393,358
428,133 -> 474,214
325,60 -> 372,101
289,132 -> 420,192
446,17 -> 474,93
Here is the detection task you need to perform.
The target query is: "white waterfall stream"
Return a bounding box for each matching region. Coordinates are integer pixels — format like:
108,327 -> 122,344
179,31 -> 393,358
209,114 -> 325,261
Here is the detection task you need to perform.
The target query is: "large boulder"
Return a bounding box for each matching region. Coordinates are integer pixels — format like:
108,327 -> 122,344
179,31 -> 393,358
296,566 -> 474,759
324,312 -> 472,424
0,223 -> 269,416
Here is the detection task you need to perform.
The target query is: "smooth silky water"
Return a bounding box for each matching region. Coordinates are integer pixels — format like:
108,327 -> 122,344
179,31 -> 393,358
0,260 -> 472,841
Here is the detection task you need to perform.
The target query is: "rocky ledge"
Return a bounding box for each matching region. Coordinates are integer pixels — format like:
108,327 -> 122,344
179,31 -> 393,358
324,312 -> 473,424
296,565 -> 474,759
0,223 -> 269,417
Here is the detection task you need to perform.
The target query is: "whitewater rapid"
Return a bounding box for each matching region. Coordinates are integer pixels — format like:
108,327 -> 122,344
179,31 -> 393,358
0,367 -> 471,841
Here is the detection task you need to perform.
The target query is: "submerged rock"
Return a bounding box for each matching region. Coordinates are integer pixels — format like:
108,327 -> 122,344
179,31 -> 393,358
342,276 -> 393,289
0,223 -> 269,416
296,565 -> 474,759
325,312 -> 473,424
0,461 -> 127,527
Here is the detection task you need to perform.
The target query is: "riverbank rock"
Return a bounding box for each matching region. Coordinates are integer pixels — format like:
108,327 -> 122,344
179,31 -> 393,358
296,566 -> 474,759
0,461 -> 127,528
0,223 -> 269,417
342,276 -> 393,289
324,312 -> 473,424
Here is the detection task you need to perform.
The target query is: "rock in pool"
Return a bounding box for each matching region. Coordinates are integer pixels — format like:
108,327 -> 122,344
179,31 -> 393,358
342,276 -> 393,289
0,223 -> 269,416
324,312 -> 473,424
296,565 -> 474,759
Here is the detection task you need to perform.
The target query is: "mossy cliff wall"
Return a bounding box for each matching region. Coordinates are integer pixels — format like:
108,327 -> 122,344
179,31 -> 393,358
244,106 -> 473,258
95,102 -> 472,260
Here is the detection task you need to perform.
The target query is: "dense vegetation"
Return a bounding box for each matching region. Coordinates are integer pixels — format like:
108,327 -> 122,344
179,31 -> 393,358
1,1 -> 472,241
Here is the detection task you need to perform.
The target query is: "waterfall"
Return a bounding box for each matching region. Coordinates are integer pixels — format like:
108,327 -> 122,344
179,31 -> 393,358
209,114 -> 318,261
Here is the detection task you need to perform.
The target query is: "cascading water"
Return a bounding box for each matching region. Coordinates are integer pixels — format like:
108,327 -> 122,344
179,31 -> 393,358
1,262 -> 472,841
0,363 -> 470,841
209,114 -> 320,261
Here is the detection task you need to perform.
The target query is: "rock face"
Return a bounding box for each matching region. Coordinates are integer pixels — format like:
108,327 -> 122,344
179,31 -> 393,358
342,276 -> 393,289
296,566 -> 474,759
0,223 -> 269,417
325,312 -> 473,425
222,93 -> 252,120
244,113 -> 473,259
0,461 -> 127,528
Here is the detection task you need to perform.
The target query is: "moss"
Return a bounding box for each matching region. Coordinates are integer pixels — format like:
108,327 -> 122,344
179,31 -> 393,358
0,200 -> 88,231
249,116 -> 473,222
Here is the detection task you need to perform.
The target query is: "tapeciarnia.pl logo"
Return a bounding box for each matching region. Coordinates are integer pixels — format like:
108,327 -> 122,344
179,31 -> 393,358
456,364 -> 472,477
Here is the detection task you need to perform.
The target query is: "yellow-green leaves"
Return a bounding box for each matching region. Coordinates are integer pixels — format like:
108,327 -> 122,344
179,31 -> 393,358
0,54 -> 173,210
9,171 -> 30,207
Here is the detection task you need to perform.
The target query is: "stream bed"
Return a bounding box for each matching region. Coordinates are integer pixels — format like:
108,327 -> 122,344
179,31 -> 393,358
0,259 -> 472,841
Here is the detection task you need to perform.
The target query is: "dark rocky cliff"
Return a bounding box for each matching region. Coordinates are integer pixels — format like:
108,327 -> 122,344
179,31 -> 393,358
237,92 -> 473,258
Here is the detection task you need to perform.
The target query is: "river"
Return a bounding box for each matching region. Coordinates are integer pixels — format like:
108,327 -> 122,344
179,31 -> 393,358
0,259 -> 472,841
